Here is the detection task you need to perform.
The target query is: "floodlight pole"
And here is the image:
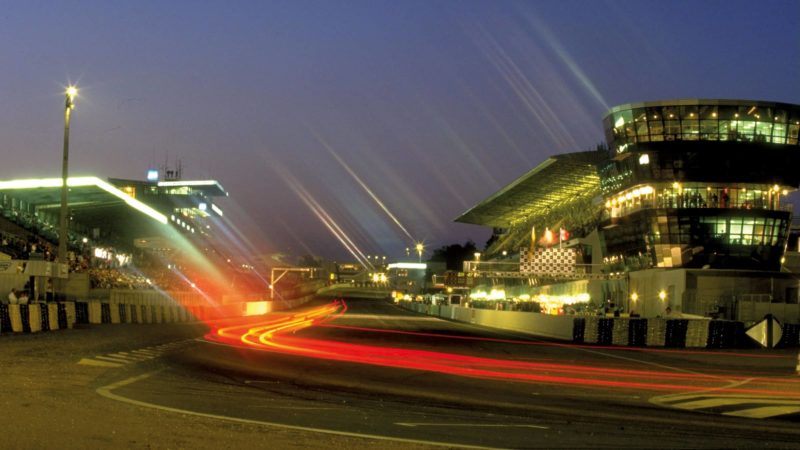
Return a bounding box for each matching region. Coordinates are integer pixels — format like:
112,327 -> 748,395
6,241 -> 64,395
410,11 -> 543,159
58,88 -> 76,265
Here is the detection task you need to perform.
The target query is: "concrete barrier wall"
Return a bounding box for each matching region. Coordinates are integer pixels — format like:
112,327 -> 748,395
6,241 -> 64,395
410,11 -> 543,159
471,308 -> 575,341
398,302 -> 775,349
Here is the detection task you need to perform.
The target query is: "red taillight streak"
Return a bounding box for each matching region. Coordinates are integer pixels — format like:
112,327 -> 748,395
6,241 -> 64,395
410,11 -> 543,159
205,300 -> 800,397
320,324 -> 791,360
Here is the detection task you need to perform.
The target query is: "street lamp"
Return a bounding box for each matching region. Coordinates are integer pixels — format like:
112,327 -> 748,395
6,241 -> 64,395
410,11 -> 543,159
415,242 -> 424,263
58,85 -> 78,265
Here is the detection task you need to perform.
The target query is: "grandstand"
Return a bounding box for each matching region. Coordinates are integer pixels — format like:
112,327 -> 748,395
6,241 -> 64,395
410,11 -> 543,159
0,172 -> 261,304
456,99 -> 800,323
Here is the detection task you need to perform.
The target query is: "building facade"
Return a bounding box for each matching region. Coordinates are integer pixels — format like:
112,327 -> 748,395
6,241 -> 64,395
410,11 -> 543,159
457,99 -> 800,323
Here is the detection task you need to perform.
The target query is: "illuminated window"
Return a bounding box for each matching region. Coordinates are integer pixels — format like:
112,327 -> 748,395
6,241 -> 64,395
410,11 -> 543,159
681,119 -> 699,140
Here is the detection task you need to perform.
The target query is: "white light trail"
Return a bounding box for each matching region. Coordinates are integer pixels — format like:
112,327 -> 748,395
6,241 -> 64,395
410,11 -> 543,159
311,132 -> 417,245
277,169 -> 374,270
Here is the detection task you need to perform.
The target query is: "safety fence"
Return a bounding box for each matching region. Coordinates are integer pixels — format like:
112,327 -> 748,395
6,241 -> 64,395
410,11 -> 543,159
401,302 -> 800,349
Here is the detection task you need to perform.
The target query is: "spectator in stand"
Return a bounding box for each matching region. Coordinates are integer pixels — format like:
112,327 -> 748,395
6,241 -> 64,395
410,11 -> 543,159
7,288 -> 18,304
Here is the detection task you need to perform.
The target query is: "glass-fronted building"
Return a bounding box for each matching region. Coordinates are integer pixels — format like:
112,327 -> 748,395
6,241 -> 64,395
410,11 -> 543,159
599,100 -> 800,272
457,99 -> 800,321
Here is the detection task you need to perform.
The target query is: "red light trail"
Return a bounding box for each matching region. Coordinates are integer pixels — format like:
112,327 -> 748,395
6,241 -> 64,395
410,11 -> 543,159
205,300 -> 800,397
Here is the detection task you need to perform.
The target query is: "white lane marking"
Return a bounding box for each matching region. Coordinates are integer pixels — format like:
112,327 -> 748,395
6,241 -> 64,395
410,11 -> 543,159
78,340 -> 193,368
674,397 -> 800,410
336,314 -> 440,321
396,423 -> 549,429
650,378 -> 754,406
111,352 -> 151,361
97,371 -> 500,450
565,392 -> 641,400
250,406 -> 337,410
95,355 -> 134,363
725,406 -> 800,419
78,358 -> 123,368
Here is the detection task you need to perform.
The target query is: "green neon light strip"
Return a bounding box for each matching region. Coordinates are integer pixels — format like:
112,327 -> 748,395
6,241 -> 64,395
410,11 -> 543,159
157,180 -> 223,188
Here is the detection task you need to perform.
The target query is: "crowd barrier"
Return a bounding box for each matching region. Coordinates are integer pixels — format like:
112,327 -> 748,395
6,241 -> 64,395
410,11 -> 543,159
0,293 -> 318,335
0,303 -> 76,333
401,302 -> 800,349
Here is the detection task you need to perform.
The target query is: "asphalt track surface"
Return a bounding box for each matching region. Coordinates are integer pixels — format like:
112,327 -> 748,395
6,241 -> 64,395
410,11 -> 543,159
4,297 -> 800,449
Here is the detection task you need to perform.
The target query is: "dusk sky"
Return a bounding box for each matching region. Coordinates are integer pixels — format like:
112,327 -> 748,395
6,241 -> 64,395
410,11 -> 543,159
2,0 -> 799,261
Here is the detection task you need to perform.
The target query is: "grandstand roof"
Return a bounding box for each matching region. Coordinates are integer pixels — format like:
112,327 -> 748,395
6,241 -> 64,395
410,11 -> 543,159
455,151 -> 606,228
156,180 -> 228,196
0,176 -> 170,242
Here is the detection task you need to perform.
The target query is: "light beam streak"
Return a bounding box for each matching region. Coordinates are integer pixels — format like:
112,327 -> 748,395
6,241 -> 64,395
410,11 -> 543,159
276,168 -> 374,270
312,133 -> 416,244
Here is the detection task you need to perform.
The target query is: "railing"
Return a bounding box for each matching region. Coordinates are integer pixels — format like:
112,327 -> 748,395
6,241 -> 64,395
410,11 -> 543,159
461,261 -> 624,280
462,261 -> 520,273
604,198 -> 792,220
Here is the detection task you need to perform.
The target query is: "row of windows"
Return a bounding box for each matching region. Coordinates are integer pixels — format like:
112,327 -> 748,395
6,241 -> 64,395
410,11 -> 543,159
605,185 -> 789,219
610,119 -> 799,148
648,216 -> 788,246
607,104 -> 800,126
605,104 -> 800,149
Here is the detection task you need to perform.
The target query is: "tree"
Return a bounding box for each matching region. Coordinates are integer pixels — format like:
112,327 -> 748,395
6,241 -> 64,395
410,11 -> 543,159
297,254 -> 321,267
428,241 -> 478,271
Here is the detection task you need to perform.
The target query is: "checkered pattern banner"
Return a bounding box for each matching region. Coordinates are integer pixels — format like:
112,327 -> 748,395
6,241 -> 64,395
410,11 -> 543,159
519,247 -> 577,276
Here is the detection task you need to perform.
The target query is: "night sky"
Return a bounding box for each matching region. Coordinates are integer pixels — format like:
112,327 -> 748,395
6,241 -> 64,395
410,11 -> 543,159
2,0 -> 799,261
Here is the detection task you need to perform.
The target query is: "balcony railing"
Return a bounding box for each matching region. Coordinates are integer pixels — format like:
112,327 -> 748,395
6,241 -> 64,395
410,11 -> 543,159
605,198 -> 792,220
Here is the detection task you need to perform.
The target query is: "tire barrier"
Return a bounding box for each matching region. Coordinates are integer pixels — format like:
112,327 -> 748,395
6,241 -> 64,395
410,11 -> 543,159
39,304 -> 50,331
665,319 -> 688,348
403,301 -> 799,349
706,320 -> 745,348
8,305 -> 23,332
19,304 -> 31,333
89,302 -> 103,324
0,304 -> 11,333
0,297 -> 299,336
117,304 -> 127,324
100,303 -> 112,324
628,319 -> 648,347
75,302 -> 89,324
611,318 -> 629,346
28,304 -> 41,333
572,317 -> 585,343
646,319 -> 667,347
56,303 -> 68,329
48,304 -> 59,331
780,323 -> 800,348
584,317 -> 599,344
597,318 -> 614,345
